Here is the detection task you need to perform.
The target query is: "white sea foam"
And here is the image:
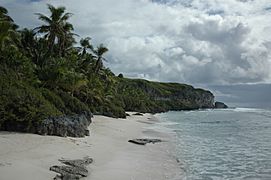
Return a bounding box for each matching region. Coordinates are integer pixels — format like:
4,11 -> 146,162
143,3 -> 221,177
233,107 -> 266,112
157,121 -> 180,126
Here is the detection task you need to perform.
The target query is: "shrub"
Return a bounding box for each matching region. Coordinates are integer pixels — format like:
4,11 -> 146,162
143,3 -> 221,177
41,88 -> 66,113
57,90 -> 90,114
0,72 -> 61,132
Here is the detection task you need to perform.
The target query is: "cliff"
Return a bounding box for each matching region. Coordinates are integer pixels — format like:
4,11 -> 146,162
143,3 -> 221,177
116,78 -> 214,113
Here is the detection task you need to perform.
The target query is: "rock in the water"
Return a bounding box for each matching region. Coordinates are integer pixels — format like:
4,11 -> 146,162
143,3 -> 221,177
50,157 -> 93,180
128,138 -> 162,145
214,101 -> 228,109
37,111 -> 92,137
133,112 -> 144,116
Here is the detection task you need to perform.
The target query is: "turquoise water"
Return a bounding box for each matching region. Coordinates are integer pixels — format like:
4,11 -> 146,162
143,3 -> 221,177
156,108 -> 271,180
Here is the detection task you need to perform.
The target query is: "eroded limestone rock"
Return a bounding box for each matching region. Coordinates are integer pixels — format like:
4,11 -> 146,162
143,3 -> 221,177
37,112 -> 92,137
50,157 -> 93,180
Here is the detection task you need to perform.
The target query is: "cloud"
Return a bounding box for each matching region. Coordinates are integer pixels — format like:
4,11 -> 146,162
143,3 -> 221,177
1,0 -> 271,85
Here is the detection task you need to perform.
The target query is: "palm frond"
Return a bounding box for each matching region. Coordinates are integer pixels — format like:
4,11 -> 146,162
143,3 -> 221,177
34,25 -> 50,33
97,44 -> 108,56
47,4 -> 66,18
60,12 -> 73,22
62,22 -> 74,31
0,6 -> 8,14
80,37 -> 92,48
47,4 -> 65,22
35,13 -> 52,24
0,6 -> 15,23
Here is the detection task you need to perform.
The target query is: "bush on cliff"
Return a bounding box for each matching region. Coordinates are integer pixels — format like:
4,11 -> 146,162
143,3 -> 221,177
41,88 -> 66,113
0,71 -> 61,132
57,90 -> 90,115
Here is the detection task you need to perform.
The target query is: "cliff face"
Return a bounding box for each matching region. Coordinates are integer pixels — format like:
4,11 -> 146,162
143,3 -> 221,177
193,89 -> 215,108
117,78 -> 214,113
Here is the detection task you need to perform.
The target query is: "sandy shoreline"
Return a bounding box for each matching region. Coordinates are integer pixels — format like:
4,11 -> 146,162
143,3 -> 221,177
0,113 -> 181,180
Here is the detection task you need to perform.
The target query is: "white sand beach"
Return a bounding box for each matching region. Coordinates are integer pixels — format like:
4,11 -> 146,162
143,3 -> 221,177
0,113 -> 181,180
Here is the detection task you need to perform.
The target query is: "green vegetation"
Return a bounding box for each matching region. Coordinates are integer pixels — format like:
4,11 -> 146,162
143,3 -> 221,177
0,5 -> 214,132
116,78 -> 214,113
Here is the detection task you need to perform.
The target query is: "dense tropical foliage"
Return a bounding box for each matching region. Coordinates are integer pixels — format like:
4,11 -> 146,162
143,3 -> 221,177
0,5 -> 214,132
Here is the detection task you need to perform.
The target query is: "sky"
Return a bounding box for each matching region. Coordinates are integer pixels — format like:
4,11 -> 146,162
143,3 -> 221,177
1,0 -> 271,108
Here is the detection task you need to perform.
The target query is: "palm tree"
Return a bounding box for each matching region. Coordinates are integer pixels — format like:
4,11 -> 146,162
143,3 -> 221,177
19,29 -> 37,54
0,6 -> 18,50
18,28 -> 52,68
79,37 -> 93,57
0,6 -> 16,24
76,37 -> 94,75
58,23 -> 77,57
92,44 -> 108,74
35,4 -> 73,56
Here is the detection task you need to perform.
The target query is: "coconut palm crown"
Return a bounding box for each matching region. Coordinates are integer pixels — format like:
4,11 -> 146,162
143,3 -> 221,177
34,4 -> 74,56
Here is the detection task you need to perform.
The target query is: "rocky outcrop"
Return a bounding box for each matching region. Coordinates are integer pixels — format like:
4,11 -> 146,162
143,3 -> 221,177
36,112 -> 92,137
117,79 -> 215,113
214,101 -> 228,109
128,138 -> 162,145
50,157 -> 93,180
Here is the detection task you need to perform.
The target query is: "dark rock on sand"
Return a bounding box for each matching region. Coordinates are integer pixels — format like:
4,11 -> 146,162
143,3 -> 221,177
37,112 -> 92,137
128,138 -> 162,145
214,101 -> 228,109
59,158 -> 93,168
53,174 -> 80,180
133,112 -> 144,116
50,157 -> 93,180
50,165 -> 87,178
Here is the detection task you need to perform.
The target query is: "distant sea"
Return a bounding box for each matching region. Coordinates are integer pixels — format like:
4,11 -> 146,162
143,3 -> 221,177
155,108 -> 271,180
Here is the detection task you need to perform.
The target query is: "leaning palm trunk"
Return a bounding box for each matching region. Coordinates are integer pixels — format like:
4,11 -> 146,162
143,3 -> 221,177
46,33 -> 56,57
94,57 -> 103,74
92,44 -> 108,74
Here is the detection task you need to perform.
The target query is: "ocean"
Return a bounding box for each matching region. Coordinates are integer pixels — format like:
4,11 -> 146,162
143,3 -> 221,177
155,108 -> 271,180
